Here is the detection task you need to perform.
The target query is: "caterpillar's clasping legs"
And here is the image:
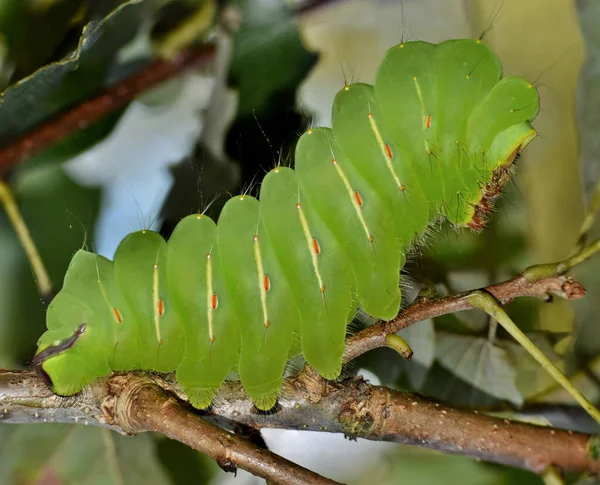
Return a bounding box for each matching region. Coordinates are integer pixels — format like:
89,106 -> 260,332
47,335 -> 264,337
0,179 -> 53,302
468,290 -> 600,426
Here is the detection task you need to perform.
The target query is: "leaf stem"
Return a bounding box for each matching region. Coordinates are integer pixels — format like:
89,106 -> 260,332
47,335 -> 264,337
0,179 -> 52,298
468,290 -> 600,426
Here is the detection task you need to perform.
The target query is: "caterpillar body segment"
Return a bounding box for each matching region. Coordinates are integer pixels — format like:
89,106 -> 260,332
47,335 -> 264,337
375,41 -> 445,209
331,82 -> 430,247
34,39 -> 539,410
167,215 -> 240,410
216,196 -> 298,410
260,168 -> 353,382
294,127 -> 404,320
114,231 -> 184,371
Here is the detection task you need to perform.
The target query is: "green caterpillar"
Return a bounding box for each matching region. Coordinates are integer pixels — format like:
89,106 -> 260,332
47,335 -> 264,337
34,38 -> 538,410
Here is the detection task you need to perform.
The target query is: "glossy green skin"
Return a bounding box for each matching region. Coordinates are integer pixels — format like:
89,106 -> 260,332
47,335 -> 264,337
36,39 -> 538,410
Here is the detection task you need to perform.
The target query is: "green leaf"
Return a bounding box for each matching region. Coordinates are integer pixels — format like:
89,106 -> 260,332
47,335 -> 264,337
0,0 -> 156,146
0,0 -> 85,81
436,332 -> 523,405
421,363 -> 504,407
501,334 -> 566,401
0,425 -> 172,485
228,0 -> 318,118
360,446 -> 541,485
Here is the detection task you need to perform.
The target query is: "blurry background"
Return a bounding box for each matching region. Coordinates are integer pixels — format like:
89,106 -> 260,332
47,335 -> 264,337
0,0 -> 598,483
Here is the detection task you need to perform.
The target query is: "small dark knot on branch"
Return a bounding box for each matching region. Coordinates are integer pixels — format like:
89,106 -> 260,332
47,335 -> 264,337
217,457 -> 238,475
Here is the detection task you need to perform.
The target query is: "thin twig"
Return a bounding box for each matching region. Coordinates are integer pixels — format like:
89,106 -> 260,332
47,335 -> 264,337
343,245 -> 594,363
0,179 -> 52,299
0,44 -> 216,174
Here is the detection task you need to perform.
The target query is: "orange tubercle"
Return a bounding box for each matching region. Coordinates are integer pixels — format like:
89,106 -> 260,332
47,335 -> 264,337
112,308 -> 123,324
353,190 -> 363,208
384,144 -> 393,159
312,238 -> 321,255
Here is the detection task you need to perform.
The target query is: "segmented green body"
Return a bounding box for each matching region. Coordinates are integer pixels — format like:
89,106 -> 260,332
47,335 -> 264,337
35,39 -> 538,410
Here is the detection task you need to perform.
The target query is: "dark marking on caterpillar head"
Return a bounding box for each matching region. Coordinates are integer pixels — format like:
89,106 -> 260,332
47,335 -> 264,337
31,323 -> 87,388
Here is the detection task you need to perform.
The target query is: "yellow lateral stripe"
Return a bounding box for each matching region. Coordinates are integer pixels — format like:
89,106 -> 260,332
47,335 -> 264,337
94,257 -> 121,324
206,254 -> 214,342
332,159 -> 372,241
152,263 -> 162,344
253,236 -> 269,326
367,115 -> 403,188
296,203 -> 325,291
413,77 -> 430,152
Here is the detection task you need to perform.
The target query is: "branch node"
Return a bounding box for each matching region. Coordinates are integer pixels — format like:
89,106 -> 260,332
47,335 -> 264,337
217,457 -> 238,476
104,373 -> 159,434
561,278 -> 587,299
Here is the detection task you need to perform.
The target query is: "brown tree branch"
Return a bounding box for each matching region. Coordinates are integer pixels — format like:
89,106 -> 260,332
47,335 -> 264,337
0,369 -> 597,478
110,377 -> 341,485
0,44 -> 216,174
214,371 -> 599,475
0,370 -> 339,485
